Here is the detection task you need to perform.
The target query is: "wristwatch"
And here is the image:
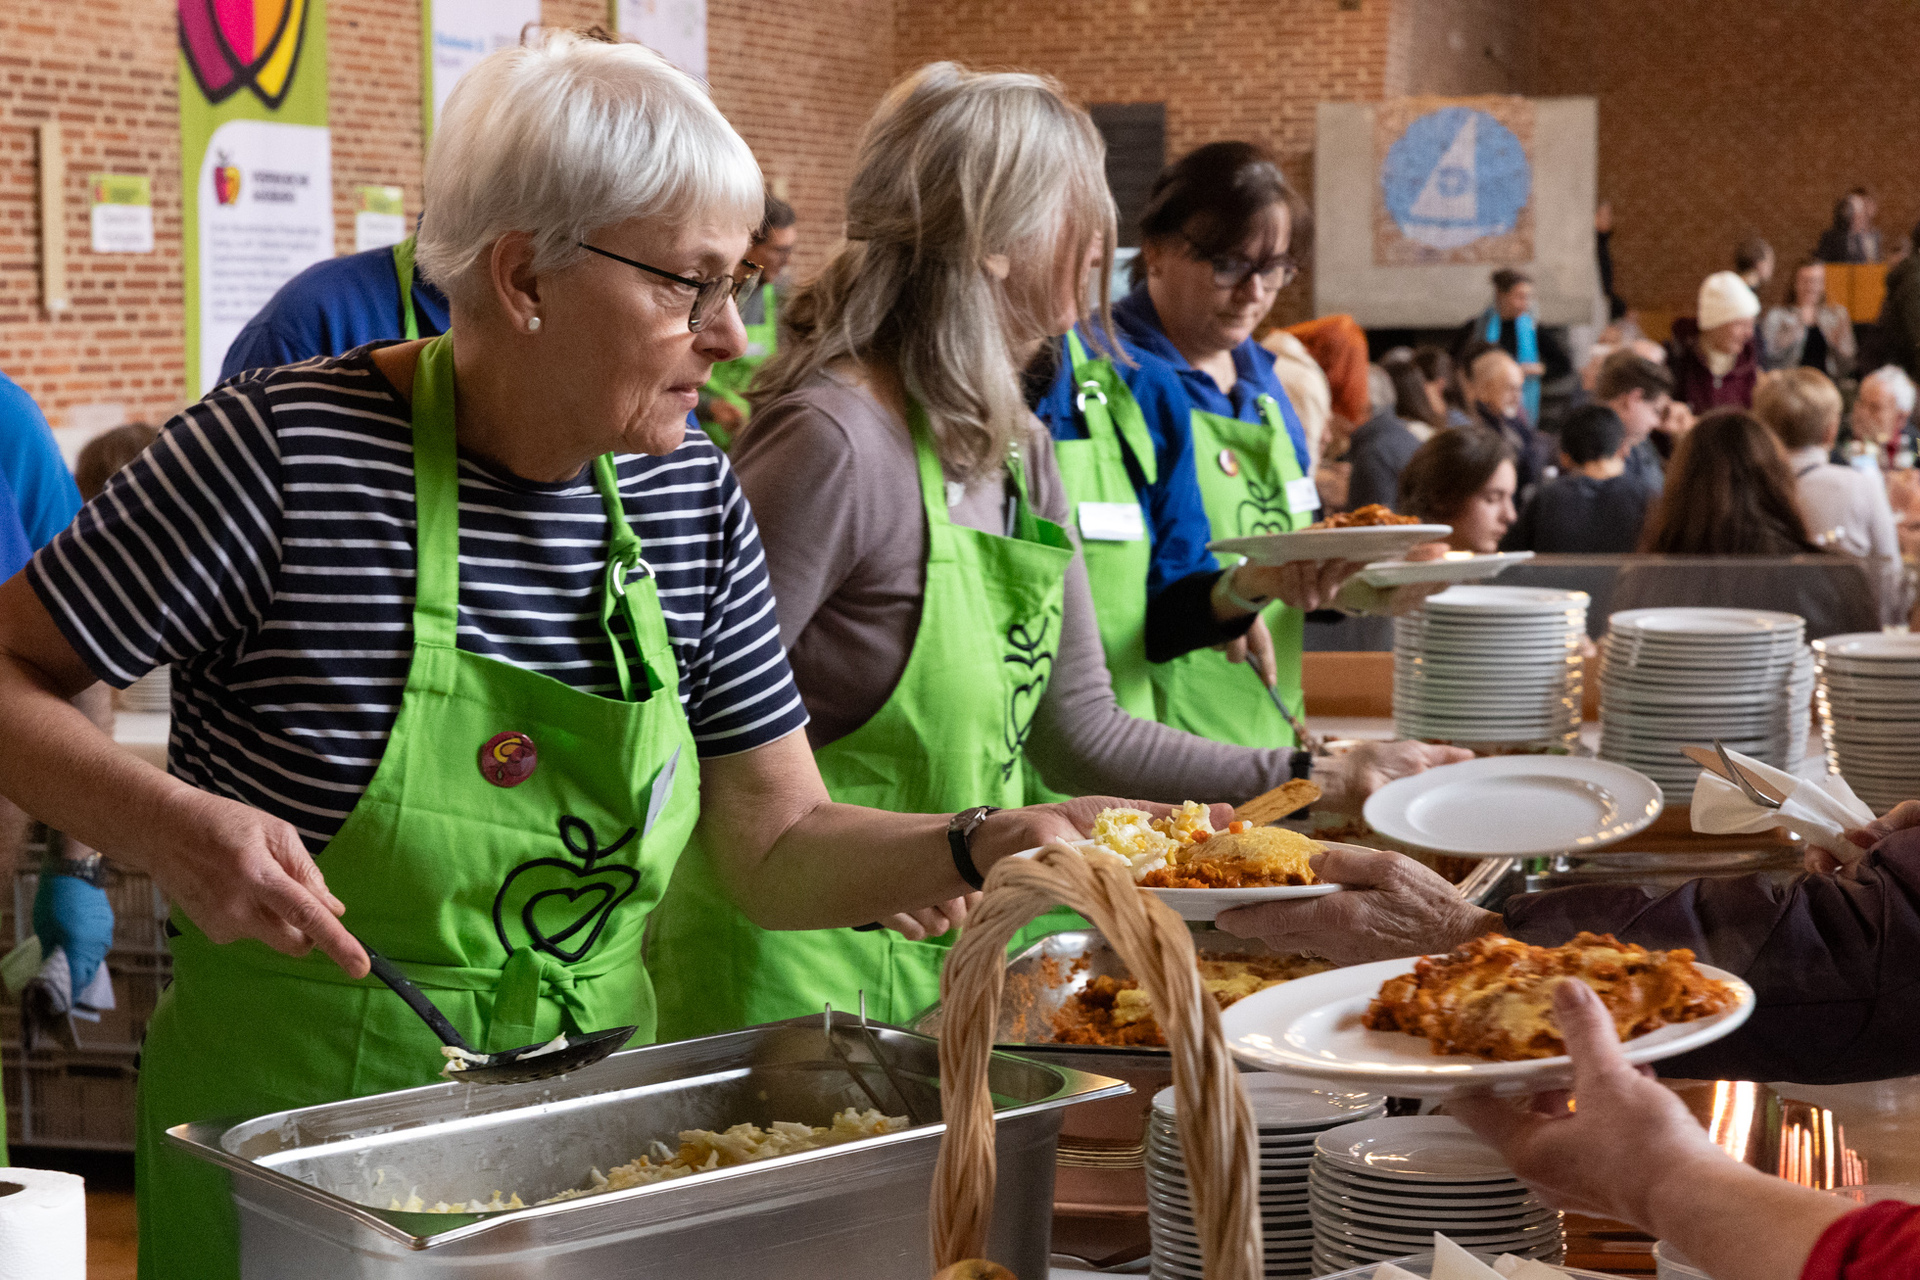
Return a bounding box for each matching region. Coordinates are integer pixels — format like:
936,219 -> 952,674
947,806 -> 1001,890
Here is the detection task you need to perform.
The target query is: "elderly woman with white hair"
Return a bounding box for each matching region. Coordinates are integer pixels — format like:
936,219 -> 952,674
0,34 -> 1170,1276
647,62 -> 1461,1039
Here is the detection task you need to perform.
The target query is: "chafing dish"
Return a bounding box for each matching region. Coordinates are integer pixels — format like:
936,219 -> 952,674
169,1012 -> 1126,1279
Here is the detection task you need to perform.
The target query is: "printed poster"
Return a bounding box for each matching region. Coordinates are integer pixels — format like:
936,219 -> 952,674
423,0 -> 540,141
178,0 -> 332,398
1374,96 -> 1535,267
89,175 -> 154,254
355,184 -> 407,253
612,0 -> 707,81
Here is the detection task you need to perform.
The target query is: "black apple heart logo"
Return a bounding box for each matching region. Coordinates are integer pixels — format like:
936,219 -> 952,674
1001,615 -> 1056,782
1236,476 -> 1294,536
492,817 -> 640,963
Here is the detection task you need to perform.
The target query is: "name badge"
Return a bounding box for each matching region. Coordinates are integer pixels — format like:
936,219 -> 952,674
1078,501 -> 1147,542
1285,475 -> 1321,515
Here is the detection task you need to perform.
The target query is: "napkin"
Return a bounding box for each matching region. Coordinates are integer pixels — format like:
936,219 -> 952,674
1370,1265 -> 1424,1280
1494,1256 -> 1569,1280
1690,747 -> 1875,863
1433,1233 -> 1504,1280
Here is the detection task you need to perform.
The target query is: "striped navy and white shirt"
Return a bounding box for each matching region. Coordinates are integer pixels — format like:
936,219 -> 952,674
28,346 -> 809,853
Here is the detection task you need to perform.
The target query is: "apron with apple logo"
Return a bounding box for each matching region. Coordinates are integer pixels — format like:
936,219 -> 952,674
132,332 -> 701,1280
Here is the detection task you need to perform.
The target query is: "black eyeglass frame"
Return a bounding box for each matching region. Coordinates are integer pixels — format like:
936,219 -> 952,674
1184,238 -> 1299,292
576,241 -> 764,332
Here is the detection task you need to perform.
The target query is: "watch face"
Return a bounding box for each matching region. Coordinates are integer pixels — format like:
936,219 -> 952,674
1218,448 -> 1240,477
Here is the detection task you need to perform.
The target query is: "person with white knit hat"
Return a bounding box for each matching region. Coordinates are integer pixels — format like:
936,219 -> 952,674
1666,269 -> 1762,414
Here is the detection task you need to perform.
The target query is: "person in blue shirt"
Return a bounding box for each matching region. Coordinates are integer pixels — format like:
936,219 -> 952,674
1112,141 -> 1357,753
0,371 -> 82,549
0,471 -> 32,581
219,238 -> 450,379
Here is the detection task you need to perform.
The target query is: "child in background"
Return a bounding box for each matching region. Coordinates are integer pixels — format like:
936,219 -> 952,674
1501,404 -> 1651,553
75,423 -> 158,501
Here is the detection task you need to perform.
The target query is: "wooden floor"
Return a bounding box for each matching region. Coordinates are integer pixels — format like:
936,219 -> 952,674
89,1187 -> 137,1280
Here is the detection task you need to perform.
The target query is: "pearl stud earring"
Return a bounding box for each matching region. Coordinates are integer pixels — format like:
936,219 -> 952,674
527,316 -> 542,332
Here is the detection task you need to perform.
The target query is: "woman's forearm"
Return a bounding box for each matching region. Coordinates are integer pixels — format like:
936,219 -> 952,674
1643,1156 -> 1848,1280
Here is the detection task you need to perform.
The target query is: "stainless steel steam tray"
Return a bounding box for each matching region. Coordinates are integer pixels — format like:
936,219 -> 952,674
168,1012 -> 1127,1279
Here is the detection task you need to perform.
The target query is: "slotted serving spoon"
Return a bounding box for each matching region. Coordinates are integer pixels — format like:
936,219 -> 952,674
356,937 -> 633,1085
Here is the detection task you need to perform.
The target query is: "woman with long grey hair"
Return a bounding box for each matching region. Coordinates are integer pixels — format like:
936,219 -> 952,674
649,62 -> 1459,1038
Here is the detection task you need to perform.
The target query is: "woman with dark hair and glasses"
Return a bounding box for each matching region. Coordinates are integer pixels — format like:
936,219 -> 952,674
1113,141 -> 1349,753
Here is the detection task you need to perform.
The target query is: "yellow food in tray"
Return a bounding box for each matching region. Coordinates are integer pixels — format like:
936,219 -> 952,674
1086,802 -> 1323,889
386,1107 -> 907,1213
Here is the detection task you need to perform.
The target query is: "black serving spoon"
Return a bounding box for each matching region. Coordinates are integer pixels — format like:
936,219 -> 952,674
355,936 -> 634,1085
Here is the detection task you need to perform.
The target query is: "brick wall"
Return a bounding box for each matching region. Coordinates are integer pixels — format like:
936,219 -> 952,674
1533,0 -> 1920,315
1386,0 -> 1532,97
0,0 -> 892,431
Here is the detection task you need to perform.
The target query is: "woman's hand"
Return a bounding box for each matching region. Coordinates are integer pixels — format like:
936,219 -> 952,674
1235,559 -> 1364,613
1810,797 -> 1920,875
879,893 -> 979,941
1313,739 -> 1473,815
1216,843 -> 1499,963
151,788 -> 368,977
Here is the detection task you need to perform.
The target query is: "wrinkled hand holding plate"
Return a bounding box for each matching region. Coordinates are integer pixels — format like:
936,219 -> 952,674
1218,956 -> 1755,1098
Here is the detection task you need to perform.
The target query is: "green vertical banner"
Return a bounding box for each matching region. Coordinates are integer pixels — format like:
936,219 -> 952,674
178,0 -> 331,397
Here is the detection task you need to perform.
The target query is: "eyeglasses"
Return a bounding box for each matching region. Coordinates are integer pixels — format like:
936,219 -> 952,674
577,241 -> 764,332
1189,241 -> 1298,292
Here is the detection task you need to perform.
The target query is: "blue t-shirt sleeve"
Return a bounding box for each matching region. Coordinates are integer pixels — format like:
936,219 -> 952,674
0,373 -> 82,549
0,471 -> 33,580
220,316 -> 314,382
1123,355 -> 1221,596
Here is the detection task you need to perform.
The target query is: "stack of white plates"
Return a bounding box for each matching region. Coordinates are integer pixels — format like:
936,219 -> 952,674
1598,608 -> 1812,802
1392,586 -> 1588,746
1815,632 -> 1920,815
1308,1116 -> 1563,1273
1145,1079 -> 1386,1279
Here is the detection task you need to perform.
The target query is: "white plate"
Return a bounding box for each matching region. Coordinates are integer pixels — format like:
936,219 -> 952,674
1421,584 -> 1589,613
1313,1117 -> 1512,1181
1609,606 -> 1805,636
1220,957 -> 1755,1096
1151,1079 -> 1386,1127
1211,524 -> 1452,565
1003,839 -> 1343,920
1361,756 -> 1661,858
1359,550 -> 1534,588
1815,632 -> 1920,661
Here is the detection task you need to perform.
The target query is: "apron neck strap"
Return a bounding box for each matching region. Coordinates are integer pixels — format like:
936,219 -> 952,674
1066,330 -> 1158,487
392,237 -> 420,341
907,398 -> 1039,549
593,455 -> 662,703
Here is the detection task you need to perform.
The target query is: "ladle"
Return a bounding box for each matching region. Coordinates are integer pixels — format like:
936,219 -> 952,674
356,936 -> 633,1085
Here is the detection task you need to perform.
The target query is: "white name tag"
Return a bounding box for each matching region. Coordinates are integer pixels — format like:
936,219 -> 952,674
1077,501 -> 1147,542
1285,475 -> 1321,514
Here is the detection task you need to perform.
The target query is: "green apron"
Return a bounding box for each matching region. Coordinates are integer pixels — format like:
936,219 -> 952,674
700,282 -> 776,451
1149,393 -> 1316,749
1023,331 -> 1157,805
392,236 -> 421,340
648,403 -> 1074,1035
134,334 -> 701,1280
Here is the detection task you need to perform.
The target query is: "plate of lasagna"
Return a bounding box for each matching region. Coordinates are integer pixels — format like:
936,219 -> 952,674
1210,505 -> 1451,566
1024,802 -> 1348,921
1218,932 -> 1755,1096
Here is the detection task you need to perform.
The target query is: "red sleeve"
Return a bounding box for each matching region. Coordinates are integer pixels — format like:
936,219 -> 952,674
1804,1201 -> 1920,1280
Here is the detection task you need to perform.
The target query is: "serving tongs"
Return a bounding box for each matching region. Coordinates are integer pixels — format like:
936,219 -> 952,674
356,935 -> 634,1085
1682,740 -> 1788,810
1243,653 -> 1325,755
821,993 -> 929,1125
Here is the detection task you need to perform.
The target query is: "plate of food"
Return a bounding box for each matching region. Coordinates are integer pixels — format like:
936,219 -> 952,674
1210,504 -> 1450,566
1218,932 -> 1754,1096
1358,550 -> 1534,588
1027,800 -> 1350,921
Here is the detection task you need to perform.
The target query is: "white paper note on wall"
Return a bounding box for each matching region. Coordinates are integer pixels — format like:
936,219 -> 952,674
426,0 -> 541,135
614,0 -> 707,81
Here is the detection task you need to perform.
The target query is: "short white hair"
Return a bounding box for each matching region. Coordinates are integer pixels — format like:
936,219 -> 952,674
415,31 -> 762,308
1865,364 -> 1917,415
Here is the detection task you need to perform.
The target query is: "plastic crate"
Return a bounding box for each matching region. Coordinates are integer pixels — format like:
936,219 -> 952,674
69,957 -> 168,1051
2,1048 -> 139,1150
2,1048 -> 18,1143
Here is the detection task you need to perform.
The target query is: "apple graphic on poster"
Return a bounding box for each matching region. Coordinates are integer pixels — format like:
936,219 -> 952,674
213,153 -> 241,206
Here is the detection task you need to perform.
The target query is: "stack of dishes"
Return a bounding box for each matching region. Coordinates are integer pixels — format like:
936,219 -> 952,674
1392,586 -> 1589,746
1598,608 -> 1812,802
1814,632 -> 1920,815
1308,1116 -> 1563,1272
1145,1078 -> 1386,1279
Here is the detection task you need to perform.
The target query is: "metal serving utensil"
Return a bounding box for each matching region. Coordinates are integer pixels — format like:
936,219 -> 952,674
1696,739 -> 1786,811
356,936 -> 634,1085
859,990 -> 928,1125
1244,653 -> 1323,755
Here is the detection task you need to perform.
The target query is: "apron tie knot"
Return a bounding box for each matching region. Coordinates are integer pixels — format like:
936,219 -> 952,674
488,946 -> 589,1053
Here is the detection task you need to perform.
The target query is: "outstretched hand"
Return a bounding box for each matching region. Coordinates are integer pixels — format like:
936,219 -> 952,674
1216,844 -> 1499,964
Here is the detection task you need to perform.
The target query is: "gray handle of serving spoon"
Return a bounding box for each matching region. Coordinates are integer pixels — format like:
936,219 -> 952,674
357,937 -> 477,1053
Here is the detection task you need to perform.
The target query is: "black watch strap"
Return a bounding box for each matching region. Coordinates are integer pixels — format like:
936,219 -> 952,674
947,806 -> 1001,890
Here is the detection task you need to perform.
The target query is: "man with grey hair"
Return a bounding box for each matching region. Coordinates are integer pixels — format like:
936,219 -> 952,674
1344,363 -> 1422,512
1841,364 -> 1919,470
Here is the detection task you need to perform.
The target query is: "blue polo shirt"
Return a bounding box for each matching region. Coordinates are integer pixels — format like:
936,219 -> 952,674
1032,329 -> 1219,597
220,244 -> 451,379
0,472 -> 33,580
0,371 -> 82,549
1112,287 -> 1314,477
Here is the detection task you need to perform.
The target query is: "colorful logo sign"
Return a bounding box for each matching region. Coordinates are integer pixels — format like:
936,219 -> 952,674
212,152 -> 241,204
178,0 -> 311,109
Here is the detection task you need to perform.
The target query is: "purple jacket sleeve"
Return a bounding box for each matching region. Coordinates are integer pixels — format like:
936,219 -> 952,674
1501,827 -> 1920,1084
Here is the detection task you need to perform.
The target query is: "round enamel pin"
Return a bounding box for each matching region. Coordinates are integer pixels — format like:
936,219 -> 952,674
480,731 -> 538,787
1218,448 -> 1240,477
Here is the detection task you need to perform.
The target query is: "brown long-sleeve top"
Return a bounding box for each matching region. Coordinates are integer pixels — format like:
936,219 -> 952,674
728,368 -> 1292,802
